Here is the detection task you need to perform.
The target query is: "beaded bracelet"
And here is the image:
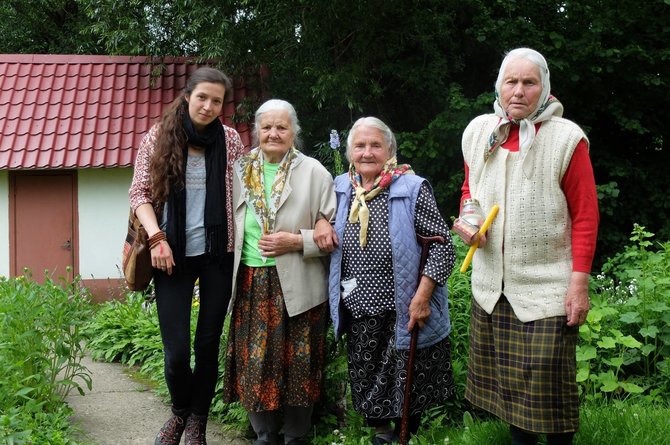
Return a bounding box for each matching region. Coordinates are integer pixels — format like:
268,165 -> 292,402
148,231 -> 167,250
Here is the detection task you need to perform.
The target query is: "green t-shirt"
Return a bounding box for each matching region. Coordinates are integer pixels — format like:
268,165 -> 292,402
241,162 -> 280,267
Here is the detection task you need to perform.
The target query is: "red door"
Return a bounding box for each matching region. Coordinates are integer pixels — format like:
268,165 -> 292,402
10,172 -> 78,282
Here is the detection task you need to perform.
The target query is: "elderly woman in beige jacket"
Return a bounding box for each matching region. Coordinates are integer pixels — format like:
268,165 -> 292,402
222,99 -> 336,445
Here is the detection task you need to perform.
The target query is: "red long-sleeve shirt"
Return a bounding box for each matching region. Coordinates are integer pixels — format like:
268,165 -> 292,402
460,123 -> 599,273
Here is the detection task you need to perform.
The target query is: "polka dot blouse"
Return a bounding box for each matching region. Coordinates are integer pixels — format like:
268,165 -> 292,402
341,182 -> 455,318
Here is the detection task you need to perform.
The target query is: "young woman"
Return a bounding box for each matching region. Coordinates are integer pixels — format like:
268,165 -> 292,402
129,67 -> 246,445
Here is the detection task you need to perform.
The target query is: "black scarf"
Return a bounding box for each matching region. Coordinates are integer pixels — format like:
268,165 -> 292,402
165,103 -> 228,265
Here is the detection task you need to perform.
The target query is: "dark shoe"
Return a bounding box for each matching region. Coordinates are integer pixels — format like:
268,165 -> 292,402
185,414 -> 208,445
286,439 -> 310,445
155,413 -> 188,445
371,436 -> 391,445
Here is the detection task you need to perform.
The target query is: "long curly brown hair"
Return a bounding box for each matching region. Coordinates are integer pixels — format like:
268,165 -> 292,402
149,67 -> 232,204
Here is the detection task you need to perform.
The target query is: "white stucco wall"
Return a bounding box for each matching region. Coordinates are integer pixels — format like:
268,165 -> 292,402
77,168 -> 133,280
0,171 -> 9,277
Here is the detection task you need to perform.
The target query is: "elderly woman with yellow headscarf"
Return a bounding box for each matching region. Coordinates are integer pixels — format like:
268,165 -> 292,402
222,99 -> 336,445
328,117 -> 456,444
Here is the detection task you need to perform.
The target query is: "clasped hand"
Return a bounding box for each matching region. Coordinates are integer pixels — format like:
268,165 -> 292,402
258,232 -> 302,257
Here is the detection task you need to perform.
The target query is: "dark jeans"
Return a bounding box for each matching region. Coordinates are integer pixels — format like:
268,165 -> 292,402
154,253 -> 233,416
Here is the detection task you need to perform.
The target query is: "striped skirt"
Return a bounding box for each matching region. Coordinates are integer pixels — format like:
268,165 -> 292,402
465,296 -> 580,433
222,265 -> 328,412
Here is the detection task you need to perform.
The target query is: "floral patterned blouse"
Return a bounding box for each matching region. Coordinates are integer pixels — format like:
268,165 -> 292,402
128,122 -> 247,252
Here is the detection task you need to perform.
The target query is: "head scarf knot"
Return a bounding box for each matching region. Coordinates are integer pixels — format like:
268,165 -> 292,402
486,48 -> 564,177
348,156 -> 413,247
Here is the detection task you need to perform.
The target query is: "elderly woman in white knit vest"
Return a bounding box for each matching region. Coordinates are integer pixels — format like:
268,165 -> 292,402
456,48 -> 599,445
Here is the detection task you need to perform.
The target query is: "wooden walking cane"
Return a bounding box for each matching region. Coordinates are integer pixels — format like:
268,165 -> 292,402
399,234 -> 445,445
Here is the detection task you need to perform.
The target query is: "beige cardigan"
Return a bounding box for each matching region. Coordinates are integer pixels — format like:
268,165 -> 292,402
462,114 -> 586,322
230,150 -> 336,316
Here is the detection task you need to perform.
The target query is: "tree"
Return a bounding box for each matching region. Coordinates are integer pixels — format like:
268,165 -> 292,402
5,0 -> 669,264
0,0 -> 103,53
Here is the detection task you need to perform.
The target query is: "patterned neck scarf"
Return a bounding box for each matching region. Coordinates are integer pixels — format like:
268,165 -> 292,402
348,156 -> 414,247
487,93 -> 564,177
239,146 -> 298,235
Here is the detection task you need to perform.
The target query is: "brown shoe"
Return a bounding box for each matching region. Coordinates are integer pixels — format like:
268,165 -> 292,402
185,414 -> 208,445
155,413 -> 188,445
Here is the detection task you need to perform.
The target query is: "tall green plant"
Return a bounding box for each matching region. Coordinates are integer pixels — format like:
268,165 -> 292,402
0,271 -> 93,443
84,290 -> 167,394
577,225 -> 670,402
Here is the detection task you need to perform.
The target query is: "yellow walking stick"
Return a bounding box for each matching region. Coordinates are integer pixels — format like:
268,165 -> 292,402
459,204 -> 499,273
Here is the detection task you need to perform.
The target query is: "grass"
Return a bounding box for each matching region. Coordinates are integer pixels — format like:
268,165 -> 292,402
399,402 -> 670,445
575,402 -> 670,445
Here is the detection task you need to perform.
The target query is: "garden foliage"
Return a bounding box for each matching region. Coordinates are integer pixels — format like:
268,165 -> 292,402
578,225 -> 670,402
0,272 -> 92,445
81,226 -> 670,443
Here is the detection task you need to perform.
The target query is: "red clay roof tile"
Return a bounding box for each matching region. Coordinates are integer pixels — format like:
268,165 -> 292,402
0,54 -> 260,169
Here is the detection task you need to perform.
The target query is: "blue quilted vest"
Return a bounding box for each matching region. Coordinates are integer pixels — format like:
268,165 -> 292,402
328,173 -> 451,350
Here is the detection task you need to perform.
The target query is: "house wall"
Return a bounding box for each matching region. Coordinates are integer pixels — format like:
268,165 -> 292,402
78,168 -> 133,300
1,168 -> 142,301
0,171 -> 9,277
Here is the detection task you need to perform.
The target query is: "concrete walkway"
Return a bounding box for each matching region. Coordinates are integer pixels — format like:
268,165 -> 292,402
67,354 -> 249,445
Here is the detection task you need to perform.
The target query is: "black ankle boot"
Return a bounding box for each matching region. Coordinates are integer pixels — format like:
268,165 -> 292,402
185,414 -> 208,445
155,410 -> 189,445
510,425 -> 538,445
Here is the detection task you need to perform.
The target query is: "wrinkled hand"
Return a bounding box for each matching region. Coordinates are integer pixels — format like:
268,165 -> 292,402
452,218 -> 488,248
475,232 -> 488,248
151,240 -> 175,275
565,271 -> 590,326
314,219 -> 338,252
407,276 -> 436,331
258,232 -> 302,257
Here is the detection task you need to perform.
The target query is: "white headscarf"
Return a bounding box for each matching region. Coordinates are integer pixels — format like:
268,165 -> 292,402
487,48 -> 564,177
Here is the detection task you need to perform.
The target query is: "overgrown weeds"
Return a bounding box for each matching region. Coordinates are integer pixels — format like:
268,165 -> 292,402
0,271 -> 93,444
578,224 -> 670,402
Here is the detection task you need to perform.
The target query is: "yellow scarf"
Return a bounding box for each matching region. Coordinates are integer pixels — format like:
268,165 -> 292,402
348,157 -> 413,247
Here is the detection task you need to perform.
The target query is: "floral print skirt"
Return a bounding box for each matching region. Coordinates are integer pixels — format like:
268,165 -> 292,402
222,265 -> 328,412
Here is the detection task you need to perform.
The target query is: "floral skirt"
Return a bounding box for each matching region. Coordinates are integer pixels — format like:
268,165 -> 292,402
222,265 -> 328,412
346,309 -> 455,418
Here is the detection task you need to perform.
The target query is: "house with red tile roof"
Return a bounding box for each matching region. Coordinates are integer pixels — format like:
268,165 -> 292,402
0,54 -> 261,300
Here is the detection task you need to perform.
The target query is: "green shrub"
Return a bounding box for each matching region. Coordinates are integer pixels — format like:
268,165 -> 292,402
578,224 -> 670,402
84,289 -> 166,387
0,272 -> 93,444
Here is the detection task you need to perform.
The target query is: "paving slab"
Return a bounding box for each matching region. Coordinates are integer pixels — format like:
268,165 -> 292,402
67,355 -> 249,445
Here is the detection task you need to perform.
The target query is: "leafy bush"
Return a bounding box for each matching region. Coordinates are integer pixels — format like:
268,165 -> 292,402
0,272 -> 93,444
84,289 -> 165,388
578,224 -> 670,402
